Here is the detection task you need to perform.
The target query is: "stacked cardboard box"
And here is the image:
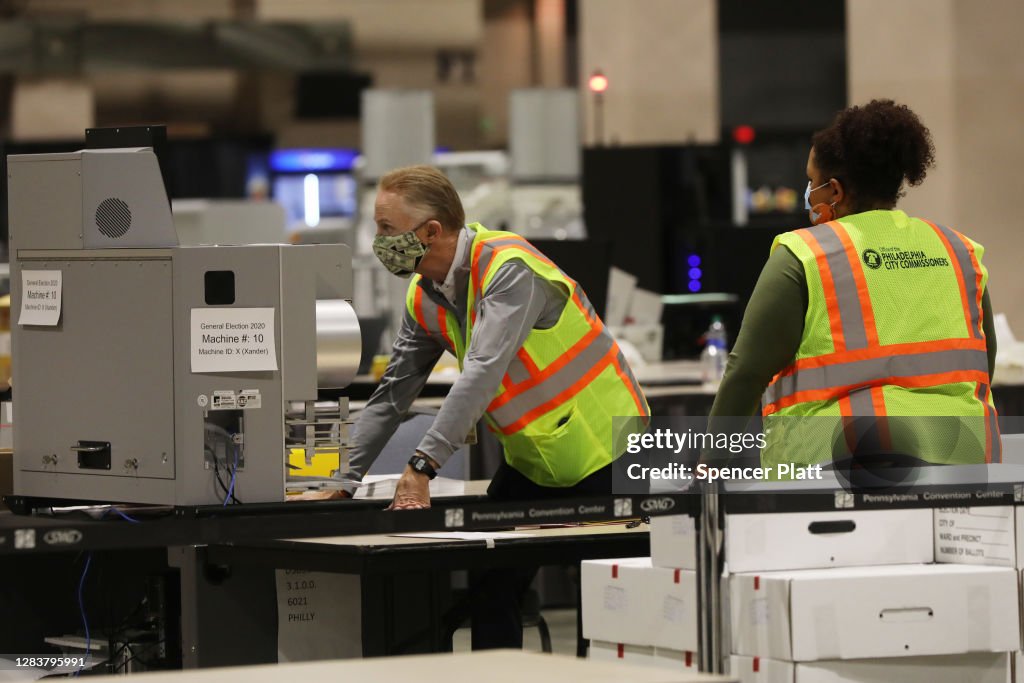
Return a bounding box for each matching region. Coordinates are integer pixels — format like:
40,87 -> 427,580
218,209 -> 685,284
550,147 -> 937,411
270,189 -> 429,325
933,505 -> 1024,681
724,509 -> 1018,680
584,508 -> 1022,679
728,653 -> 1010,683
581,556 -> 698,671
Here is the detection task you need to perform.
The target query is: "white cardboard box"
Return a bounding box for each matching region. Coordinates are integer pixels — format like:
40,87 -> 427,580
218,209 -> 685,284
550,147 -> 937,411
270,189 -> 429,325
1019,507 -> 1024,568
644,564 -> 699,651
650,514 -> 697,570
588,641 -> 658,668
581,557 -> 656,646
730,653 -> 1010,683
652,647 -> 699,671
731,564 -> 1020,661
934,506 -> 1018,567
726,509 -> 934,573
581,557 -> 699,651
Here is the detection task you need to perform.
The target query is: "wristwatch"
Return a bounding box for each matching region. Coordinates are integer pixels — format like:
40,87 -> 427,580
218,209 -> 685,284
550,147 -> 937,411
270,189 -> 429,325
409,454 -> 438,480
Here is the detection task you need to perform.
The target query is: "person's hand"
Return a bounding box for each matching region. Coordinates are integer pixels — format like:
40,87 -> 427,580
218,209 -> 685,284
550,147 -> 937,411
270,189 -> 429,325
388,464 -> 432,510
288,489 -> 351,502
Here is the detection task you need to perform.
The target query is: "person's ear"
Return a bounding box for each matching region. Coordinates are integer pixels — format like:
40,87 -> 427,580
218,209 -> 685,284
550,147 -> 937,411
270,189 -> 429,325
828,178 -> 845,205
425,220 -> 442,243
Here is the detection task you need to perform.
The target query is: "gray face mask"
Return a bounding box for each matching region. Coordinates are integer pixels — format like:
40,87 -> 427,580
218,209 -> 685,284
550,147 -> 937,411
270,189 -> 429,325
372,221 -> 430,278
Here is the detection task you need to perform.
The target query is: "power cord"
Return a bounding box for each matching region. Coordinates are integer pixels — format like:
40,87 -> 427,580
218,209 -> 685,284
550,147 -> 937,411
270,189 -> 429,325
223,443 -> 239,507
210,450 -> 242,504
112,508 -> 140,523
74,553 -> 93,677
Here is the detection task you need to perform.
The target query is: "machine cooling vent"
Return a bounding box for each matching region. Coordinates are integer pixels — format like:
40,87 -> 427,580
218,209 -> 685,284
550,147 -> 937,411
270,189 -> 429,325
95,197 -> 132,238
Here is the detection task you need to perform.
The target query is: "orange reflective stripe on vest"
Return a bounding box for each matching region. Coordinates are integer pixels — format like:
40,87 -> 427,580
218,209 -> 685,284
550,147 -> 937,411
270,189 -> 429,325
436,301 -> 454,350
764,345 -> 990,407
413,285 -> 428,335
470,234 -> 563,324
925,220 -> 984,339
764,369 -> 991,415
411,283 -> 456,354
794,222 -> 878,353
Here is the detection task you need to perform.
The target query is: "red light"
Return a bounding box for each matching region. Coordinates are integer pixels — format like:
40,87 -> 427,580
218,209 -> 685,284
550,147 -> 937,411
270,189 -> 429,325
588,71 -> 609,94
733,125 -> 756,145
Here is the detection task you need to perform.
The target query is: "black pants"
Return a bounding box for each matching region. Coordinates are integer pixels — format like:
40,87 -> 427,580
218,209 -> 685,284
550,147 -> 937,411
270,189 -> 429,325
469,462 -> 612,650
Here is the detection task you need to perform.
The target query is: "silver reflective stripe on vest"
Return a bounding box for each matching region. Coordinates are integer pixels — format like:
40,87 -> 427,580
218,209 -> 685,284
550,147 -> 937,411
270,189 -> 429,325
809,225 -> 869,350
846,387 -> 876,417
616,349 -> 645,409
978,383 -> 1002,463
843,388 -> 883,449
931,222 -> 983,340
763,347 -> 990,405
488,329 -> 616,429
506,354 -> 533,385
577,290 -> 599,321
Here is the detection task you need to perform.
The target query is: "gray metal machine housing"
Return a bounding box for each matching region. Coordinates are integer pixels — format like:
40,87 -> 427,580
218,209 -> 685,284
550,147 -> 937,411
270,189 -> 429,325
8,147 -> 359,505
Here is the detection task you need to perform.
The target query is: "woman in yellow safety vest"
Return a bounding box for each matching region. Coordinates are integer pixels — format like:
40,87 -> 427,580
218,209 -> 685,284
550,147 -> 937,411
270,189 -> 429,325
710,99 -> 999,469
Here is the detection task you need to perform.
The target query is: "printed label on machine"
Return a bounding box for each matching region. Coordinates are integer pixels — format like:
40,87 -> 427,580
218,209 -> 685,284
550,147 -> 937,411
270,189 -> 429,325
275,569 -> 362,661
18,270 -> 62,326
207,389 -> 262,411
190,308 -> 278,373
211,390 -> 237,410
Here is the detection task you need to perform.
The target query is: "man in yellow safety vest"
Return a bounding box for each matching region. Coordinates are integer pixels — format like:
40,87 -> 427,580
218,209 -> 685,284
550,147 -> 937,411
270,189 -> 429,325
337,165 -> 648,648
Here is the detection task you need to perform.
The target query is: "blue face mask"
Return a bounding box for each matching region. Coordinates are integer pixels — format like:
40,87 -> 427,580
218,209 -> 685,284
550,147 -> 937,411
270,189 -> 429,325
804,180 -> 835,224
804,181 -> 829,210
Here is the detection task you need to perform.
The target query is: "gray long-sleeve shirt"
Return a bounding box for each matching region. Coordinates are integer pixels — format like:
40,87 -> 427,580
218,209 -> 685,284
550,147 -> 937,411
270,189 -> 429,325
340,228 -> 568,492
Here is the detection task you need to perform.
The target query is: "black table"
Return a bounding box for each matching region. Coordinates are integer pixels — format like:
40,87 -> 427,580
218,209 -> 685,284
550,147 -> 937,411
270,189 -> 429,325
172,524 -> 651,667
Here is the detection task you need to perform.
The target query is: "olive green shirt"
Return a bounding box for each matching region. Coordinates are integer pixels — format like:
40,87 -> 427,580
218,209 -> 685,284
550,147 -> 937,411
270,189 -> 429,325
709,246 -> 997,419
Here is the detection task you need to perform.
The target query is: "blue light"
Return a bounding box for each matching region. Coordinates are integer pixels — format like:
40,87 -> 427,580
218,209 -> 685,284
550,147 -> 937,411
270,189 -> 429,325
687,254 -> 701,268
688,267 -> 702,280
270,148 -> 359,173
688,280 -> 702,293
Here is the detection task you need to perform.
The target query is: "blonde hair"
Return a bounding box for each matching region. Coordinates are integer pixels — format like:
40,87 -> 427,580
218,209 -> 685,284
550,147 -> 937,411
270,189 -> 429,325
378,165 -> 465,232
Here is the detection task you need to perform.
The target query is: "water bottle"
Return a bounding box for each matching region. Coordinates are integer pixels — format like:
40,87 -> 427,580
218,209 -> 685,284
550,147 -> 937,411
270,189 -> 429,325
700,316 -> 728,388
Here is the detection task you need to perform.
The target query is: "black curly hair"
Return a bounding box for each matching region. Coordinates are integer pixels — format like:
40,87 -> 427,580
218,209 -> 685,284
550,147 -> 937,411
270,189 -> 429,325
811,99 -> 936,209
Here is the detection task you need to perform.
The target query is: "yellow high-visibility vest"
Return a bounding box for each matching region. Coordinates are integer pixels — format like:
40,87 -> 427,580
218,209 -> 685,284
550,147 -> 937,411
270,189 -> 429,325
406,223 -> 649,486
761,210 -> 999,467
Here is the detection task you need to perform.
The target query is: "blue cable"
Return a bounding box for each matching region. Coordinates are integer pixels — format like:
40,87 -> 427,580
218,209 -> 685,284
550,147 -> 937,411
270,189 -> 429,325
113,508 -> 140,523
75,553 -> 92,677
223,444 -> 239,506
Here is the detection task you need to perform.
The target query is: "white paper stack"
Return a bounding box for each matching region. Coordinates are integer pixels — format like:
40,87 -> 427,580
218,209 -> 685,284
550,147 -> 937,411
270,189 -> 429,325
353,474 -> 465,499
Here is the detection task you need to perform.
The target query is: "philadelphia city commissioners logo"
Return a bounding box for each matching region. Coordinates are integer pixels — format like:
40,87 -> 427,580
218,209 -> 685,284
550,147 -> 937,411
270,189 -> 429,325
862,249 -> 882,270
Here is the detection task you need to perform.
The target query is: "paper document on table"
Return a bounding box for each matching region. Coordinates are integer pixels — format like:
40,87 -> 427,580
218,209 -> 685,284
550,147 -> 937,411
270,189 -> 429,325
605,267 -> 637,328
390,531 -> 534,541
629,288 -> 663,325
353,474 -> 465,499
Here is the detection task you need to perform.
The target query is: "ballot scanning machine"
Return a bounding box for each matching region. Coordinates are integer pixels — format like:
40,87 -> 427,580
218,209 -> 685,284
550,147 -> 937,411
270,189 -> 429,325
7,145 -> 361,506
